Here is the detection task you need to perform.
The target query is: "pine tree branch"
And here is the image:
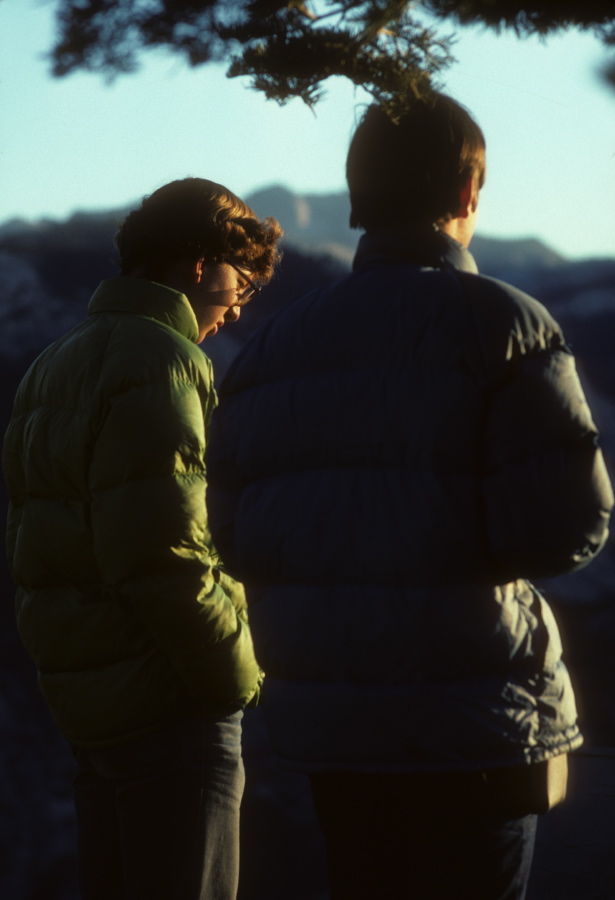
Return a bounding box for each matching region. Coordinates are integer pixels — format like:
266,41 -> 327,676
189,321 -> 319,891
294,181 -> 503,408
47,0 -> 615,103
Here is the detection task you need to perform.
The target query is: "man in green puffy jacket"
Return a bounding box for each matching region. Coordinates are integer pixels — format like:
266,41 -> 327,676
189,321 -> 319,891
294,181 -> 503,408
2,178 -> 282,900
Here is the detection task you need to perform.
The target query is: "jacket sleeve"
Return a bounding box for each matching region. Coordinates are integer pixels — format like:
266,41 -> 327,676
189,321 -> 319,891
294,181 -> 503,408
88,353 -> 261,713
478,287 -> 613,581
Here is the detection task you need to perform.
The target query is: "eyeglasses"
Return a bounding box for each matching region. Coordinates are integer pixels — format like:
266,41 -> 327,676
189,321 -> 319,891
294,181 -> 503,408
229,262 -> 261,306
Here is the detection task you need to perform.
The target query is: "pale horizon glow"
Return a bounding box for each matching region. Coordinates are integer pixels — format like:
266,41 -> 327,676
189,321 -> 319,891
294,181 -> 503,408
1,0 -> 614,260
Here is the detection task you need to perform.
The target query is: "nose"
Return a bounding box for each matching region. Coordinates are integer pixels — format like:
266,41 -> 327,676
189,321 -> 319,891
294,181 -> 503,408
225,305 -> 241,323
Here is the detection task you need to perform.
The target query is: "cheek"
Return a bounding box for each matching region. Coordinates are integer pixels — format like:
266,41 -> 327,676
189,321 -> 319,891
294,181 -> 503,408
211,303 -> 232,318
201,301 -> 227,317
203,303 -> 232,330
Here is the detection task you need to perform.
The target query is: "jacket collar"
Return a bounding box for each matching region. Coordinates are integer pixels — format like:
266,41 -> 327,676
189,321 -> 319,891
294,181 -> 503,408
88,277 -> 200,343
353,226 -> 479,275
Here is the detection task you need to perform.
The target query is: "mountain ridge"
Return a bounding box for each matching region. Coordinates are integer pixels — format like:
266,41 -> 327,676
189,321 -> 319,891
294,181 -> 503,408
4,185 -> 612,277
246,184 -> 575,274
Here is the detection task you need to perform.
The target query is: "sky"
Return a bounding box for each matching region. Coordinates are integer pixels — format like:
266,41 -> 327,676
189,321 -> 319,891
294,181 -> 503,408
0,0 -> 614,260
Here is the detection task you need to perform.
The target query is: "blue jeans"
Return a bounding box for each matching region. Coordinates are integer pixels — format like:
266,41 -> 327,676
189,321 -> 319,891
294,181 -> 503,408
310,770 -> 538,900
73,712 -> 244,900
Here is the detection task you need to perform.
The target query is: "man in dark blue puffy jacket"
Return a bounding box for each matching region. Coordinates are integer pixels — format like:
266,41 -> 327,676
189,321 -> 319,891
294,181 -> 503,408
206,94 -> 613,900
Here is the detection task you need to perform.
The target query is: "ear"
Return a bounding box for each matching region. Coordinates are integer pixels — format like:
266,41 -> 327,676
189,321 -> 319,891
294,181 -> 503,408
457,176 -> 479,219
193,257 -> 206,283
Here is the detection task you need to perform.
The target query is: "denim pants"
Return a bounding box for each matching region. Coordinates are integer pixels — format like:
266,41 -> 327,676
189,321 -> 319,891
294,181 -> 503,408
73,712 -> 244,900
310,770 -> 538,900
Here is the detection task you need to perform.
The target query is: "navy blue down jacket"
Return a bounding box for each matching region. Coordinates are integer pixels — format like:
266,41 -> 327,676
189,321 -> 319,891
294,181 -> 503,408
207,228 -> 613,772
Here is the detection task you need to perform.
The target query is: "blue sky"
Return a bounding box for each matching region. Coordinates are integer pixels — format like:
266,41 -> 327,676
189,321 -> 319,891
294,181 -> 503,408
1,0 -> 614,259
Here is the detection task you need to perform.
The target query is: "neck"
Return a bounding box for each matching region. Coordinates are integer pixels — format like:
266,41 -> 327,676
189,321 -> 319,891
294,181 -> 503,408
124,263 -> 192,295
439,211 -> 477,249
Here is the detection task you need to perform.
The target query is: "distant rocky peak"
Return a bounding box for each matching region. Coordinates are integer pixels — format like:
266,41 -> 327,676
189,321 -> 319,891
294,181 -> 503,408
246,186 -> 572,277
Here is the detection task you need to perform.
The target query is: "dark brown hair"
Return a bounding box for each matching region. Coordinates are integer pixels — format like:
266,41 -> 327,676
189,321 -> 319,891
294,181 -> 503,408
116,178 -> 283,282
346,93 -> 486,231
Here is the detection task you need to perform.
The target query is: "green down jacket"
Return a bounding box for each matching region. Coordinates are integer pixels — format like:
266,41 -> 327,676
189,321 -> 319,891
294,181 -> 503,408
3,277 -> 261,748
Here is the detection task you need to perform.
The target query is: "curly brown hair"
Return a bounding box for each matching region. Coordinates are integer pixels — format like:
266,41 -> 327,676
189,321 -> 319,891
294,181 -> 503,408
116,178 -> 283,283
